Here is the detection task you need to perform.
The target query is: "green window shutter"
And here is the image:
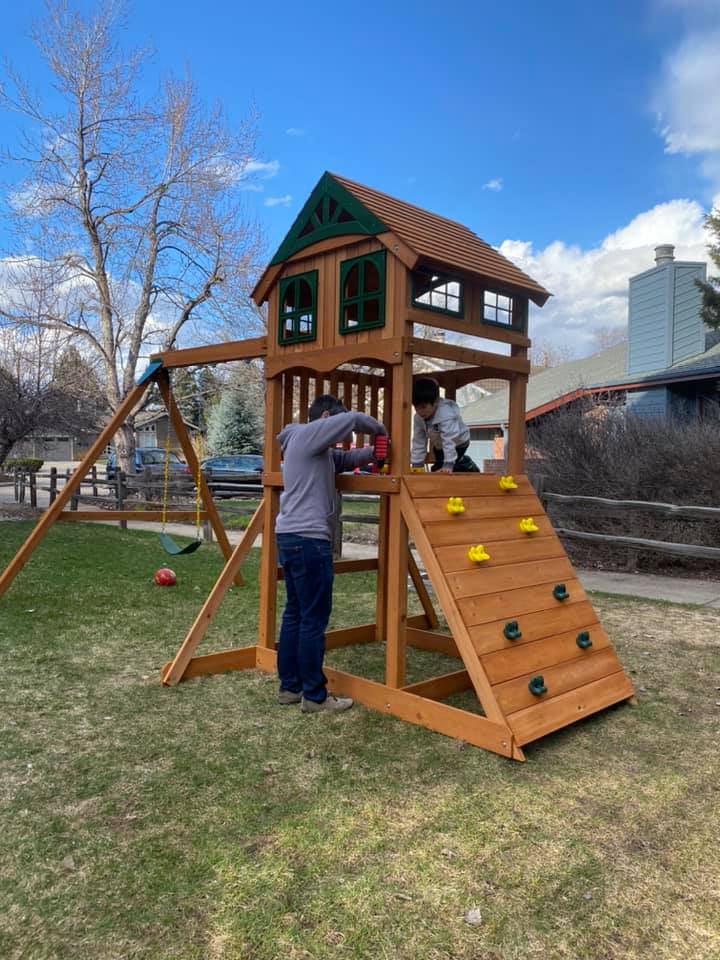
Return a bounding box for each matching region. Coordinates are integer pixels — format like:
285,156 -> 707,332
278,270 -> 318,345
339,251 -> 386,335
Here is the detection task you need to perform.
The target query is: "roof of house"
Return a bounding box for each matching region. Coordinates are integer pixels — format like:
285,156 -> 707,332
332,173 -> 551,305
461,339 -> 720,426
135,409 -> 200,430
254,172 -> 550,306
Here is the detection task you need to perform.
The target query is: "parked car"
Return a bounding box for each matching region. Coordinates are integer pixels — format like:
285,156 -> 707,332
105,447 -> 190,481
201,454 -> 264,495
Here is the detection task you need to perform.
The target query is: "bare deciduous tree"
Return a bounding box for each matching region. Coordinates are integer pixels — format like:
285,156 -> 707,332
0,0 -> 264,471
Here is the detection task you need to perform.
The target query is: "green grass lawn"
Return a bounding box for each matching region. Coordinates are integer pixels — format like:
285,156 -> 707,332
0,521 -> 719,960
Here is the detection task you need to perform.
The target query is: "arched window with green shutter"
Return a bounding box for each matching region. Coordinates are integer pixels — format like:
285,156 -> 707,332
278,271 -> 318,345
339,251 -> 386,334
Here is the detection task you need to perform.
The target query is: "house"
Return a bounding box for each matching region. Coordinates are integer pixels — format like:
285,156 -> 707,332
133,409 -> 201,453
461,244 -> 720,466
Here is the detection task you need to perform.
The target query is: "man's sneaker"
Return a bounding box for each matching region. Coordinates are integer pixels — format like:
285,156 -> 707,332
277,689 -> 302,705
301,694 -> 354,714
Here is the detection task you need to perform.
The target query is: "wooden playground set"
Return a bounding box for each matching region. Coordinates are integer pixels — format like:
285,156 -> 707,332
0,172 -> 634,761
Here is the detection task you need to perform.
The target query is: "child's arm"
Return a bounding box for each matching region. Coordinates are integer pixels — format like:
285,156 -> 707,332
435,403 -> 465,467
304,411 -> 385,457
410,413 -> 428,468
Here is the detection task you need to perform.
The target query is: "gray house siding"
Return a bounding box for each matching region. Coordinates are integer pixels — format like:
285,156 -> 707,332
626,387 -> 668,417
628,269 -> 670,376
671,265 -> 705,363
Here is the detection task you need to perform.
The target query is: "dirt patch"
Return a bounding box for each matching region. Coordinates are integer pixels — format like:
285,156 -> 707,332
0,504 -> 43,521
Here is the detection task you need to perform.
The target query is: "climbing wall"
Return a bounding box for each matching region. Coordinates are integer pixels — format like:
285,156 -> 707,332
401,474 -> 634,748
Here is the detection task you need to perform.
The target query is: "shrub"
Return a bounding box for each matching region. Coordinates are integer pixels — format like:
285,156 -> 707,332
4,458 -> 45,472
528,402 -> 720,575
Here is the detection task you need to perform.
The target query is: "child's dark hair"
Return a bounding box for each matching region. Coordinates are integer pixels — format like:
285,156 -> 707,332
308,394 -> 347,421
412,377 -> 440,407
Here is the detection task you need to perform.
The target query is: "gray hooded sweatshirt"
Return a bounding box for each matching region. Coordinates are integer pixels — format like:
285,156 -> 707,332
275,412 -> 385,541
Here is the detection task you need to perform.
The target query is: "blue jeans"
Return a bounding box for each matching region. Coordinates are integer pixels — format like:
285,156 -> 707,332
276,533 -> 334,703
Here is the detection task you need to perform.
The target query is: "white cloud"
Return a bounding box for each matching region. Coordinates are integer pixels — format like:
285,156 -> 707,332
264,194 -> 292,208
286,127 -> 305,137
497,198 -> 712,355
243,159 -> 280,178
482,178 -> 503,192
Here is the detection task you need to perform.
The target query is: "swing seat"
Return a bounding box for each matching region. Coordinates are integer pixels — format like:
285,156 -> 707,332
159,533 -> 203,556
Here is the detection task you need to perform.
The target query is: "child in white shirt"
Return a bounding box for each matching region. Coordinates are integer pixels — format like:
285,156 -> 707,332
411,378 -> 479,473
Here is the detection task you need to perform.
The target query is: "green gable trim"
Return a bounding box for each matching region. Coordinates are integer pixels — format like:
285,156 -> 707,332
270,173 -> 388,265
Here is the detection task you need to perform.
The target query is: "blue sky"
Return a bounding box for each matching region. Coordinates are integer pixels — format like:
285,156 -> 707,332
2,0 -> 720,353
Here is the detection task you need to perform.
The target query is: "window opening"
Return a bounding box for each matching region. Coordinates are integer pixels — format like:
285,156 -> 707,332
278,270 -> 318,345
339,252 -> 386,334
412,269 -> 464,316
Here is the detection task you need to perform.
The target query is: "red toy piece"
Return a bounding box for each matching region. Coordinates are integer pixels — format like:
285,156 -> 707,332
154,567 -> 177,587
373,433 -> 389,471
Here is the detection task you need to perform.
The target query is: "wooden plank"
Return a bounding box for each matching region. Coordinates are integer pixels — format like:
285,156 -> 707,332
447,557 -> 575,599
254,646 -> 519,759
406,306 -> 531,347
483,624 -> 613,685
264,337 -> 405,378
415,494 -> 539,523
555,528 -> 720,562
385,361 -> 412,687
162,503 -> 265,685
407,337 -> 530,376
458,577 -> 587,627
375,494 -> 389,644
507,369 -> 528,475
426,514 -> 554,547
151,337 -> 267,368
406,627 -> 460,658
401,483 -> 506,723
161,645 -> 257,682
402,669 -> 472,701
0,380 -> 150,599
259,374 -> 283,651
468,602 -> 601,656
277,557 -> 379,579
404,473 -> 535,498
408,551 -> 439,629
508,671 -> 634,746
57,510 -> 208,523
436,536 -> 566,572
261,471 -> 399,494
493,648 -> 620,714
376,231 -> 419,271
298,373 -> 309,423
157,372 -> 241,585
325,623 -> 377,648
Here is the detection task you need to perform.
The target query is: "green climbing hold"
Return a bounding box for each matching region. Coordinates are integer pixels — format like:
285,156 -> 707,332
553,583 -> 570,601
576,631 -> 592,650
503,621 -> 522,641
528,675 -> 548,697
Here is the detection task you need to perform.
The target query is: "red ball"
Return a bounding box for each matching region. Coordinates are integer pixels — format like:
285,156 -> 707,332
154,567 -> 177,587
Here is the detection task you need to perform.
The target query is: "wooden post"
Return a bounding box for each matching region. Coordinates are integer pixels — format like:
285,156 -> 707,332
375,493 -> 389,644
282,372 -> 294,426
49,468 -> 57,505
298,373 -> 309,423
156,371 -> 240,584
385,360 -> 412,687
507,344 -> 528,475
259,374 -> 282,650
0,379 -> 149,598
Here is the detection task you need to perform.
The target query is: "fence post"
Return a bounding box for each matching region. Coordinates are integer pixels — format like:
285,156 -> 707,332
29,471 -> 37,508
91,465 -> 98,498
14,467 -> 19,503
19,470 -> 26,504
66,469 -> 78,510
49,467 -> 57,505
117,470 -> 127,530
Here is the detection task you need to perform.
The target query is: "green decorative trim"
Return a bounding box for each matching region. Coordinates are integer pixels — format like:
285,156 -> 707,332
411,268 -> 464,318
528,675 -> 548,697
270,173 -> 387,265
278,270 -> 318,345
339,251 -> 386,335
576,631 -> 592,650
553,583 -> 570,602
503,620 -> 522,641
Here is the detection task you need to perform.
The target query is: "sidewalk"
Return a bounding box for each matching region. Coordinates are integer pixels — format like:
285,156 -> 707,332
126,519 -> 720,609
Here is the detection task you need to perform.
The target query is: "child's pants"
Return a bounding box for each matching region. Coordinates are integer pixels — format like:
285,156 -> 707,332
431,441 -> 477,472
276,533 -> 333,703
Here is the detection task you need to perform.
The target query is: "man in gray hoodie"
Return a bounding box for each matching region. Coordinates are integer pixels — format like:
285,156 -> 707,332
275,395 -> 386,712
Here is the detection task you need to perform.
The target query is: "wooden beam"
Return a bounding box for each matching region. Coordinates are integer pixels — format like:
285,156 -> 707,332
402,669 -> 472,701
406,307 -> 531,348
406,627 -> 460,658
161,645 -> 257,682
265,338 -> 405,378
407,337 -> 530,376
325,623 -> 377,648
377,231 -> 419,271
408,552 -> 439,629
259,375 -> 282,650
162,502 -> 265,685
255,646 -> 519,759
57,511 -> 208,523
277,557 -> 379,579
262,471 -> 400,494
157,371 -> 241,585
151,337 -> 267,369
0,380 -> 150,598
507,379 -> 528,477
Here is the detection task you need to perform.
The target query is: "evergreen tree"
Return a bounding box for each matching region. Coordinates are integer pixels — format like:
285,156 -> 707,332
207,366 -> 263,455
698,206 -> 720,330
172,368 -> 202,427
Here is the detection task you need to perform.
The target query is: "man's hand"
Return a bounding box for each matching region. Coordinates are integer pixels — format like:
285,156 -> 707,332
437,465 -> 453,474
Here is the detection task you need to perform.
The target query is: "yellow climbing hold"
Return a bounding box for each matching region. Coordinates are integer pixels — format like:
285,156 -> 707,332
498,475 -> 518,491
467,544 -> 490,563
380,464 -> 390,474
446,496 -> 465,515
519,517 -> 539,534
410,466 -> 425,473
